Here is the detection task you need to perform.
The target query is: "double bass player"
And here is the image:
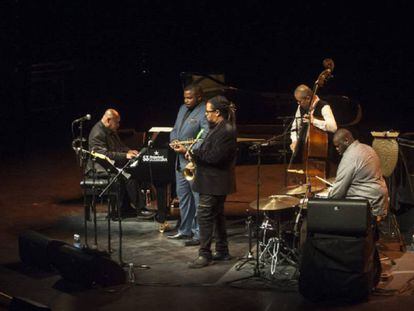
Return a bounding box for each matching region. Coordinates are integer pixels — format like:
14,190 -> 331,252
290,84 -> 337,154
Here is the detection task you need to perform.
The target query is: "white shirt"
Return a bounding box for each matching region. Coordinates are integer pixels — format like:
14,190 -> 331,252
290,97 -> 337,143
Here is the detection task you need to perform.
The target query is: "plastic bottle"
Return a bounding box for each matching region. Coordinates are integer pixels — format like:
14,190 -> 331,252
73,234 -> 81,249
128,263 -> 136,283
145,189 -> 151,208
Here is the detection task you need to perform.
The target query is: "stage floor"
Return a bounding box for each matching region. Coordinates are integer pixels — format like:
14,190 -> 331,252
0,150 -> 413,311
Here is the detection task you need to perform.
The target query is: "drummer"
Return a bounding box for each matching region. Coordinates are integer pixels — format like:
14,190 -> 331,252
328,129 -> 389,219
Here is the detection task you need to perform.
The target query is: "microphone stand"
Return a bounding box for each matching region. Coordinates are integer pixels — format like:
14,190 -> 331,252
252,142 -> 263,277
227,142 -> 272,284
71,119 -> 90,249
276,116 -> 296,187
74,148 -> 101,250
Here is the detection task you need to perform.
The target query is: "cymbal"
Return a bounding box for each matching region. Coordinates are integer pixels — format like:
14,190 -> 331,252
237,137 -> 266,143
285,184 -> 325,195
249,195 -> 300,211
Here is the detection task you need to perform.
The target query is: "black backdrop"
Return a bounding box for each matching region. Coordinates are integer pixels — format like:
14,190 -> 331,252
1,1 -> 413,155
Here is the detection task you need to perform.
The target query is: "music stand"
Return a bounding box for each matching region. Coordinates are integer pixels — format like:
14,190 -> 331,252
97,154 -> 139,266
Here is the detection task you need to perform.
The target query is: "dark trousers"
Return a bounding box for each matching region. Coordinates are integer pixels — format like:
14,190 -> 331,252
154,183 -> 168,223
109,178 -> 144,215
198,194 -> 228,259
86,170 -> 144,215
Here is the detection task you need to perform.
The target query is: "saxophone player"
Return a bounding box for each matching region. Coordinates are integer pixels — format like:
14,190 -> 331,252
167,84 -> 209,245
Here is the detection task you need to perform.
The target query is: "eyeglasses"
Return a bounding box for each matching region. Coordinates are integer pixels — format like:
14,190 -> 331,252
205,109 -> 217,114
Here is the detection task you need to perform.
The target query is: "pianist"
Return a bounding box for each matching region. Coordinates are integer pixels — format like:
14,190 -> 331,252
87,108 -> 154,219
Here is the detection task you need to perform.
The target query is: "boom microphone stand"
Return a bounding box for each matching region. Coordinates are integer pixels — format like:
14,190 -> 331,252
228,142 -> 270,284
71,116 -> 91,247
235,210 -> 254,270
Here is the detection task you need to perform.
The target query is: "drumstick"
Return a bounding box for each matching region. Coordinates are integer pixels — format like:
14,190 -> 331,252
287,169 -> 305,174
315,175 -> 334,187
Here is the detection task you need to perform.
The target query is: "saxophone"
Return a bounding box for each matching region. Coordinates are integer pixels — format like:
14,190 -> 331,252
182,129 -> 204,181
169,139 -> 197,148
183,140 -> 198,181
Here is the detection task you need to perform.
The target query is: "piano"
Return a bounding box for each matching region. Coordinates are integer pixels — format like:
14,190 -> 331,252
127,127 -> 175,184
127,127 -> 176,215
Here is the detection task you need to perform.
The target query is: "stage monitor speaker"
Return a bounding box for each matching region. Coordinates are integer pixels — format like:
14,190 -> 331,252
18,230 -> 66,271
307,198 -> 371,237
0,291 -> 51,311
299,232 -> 380,303
51,245 -> 126,287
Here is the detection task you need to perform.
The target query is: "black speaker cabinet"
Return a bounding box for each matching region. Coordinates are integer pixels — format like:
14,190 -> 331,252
300,199 -> 381,302
307,198 -> 371,236
299,232 -> 380,303
51,245 -> 126,287
18,230 -> 66,271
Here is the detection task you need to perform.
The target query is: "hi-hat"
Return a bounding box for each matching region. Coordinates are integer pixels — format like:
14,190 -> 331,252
249,195 -> 300,211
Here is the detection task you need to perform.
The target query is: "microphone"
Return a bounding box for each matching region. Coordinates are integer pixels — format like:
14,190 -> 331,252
72,114 -> 91,123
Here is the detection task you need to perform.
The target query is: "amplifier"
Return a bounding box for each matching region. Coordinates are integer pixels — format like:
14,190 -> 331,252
307,198 -> 371,236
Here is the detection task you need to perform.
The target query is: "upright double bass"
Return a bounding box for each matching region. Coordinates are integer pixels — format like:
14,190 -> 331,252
287,59 -> 335,195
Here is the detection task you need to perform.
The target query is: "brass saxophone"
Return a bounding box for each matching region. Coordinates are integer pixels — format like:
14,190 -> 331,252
183,139 -> 199,181
181,129 -> 205,181
169,139 -> 197,148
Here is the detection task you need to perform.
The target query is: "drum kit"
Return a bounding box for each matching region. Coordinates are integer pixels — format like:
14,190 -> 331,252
246,181 -> 333,276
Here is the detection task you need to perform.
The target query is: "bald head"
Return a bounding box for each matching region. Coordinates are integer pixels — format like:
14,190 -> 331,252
333,128 -> 355,155
101,108 -> 121,131
294,84 -> 313,110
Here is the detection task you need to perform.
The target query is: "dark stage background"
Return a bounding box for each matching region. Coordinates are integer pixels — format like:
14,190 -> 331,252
1,1 -> 413,156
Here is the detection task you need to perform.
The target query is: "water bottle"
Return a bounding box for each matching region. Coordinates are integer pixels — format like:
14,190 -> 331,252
128,263 -> 136,283
73,234 -> 81,249
145,189 -> 151,208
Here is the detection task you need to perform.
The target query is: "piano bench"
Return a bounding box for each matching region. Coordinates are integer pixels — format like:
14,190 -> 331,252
80,179 -> 118,197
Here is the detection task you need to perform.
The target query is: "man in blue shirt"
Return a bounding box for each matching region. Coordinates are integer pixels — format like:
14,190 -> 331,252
168,84 -> 209,245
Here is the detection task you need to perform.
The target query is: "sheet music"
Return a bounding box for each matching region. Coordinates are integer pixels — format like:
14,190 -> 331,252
149,127 -> 173,133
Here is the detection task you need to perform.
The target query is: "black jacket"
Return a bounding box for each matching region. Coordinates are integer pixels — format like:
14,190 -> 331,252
192,120 -> 237,195
87,121 -> 129,174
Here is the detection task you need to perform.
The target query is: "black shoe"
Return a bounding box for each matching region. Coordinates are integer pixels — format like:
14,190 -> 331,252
106,212 -> 123,221
110,215 -> 123,221
184,239 -> 200,247
188,256 -> 212,269
212,252 -> 232,261
167,233 -> 192,240
137,210 -> 155,219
